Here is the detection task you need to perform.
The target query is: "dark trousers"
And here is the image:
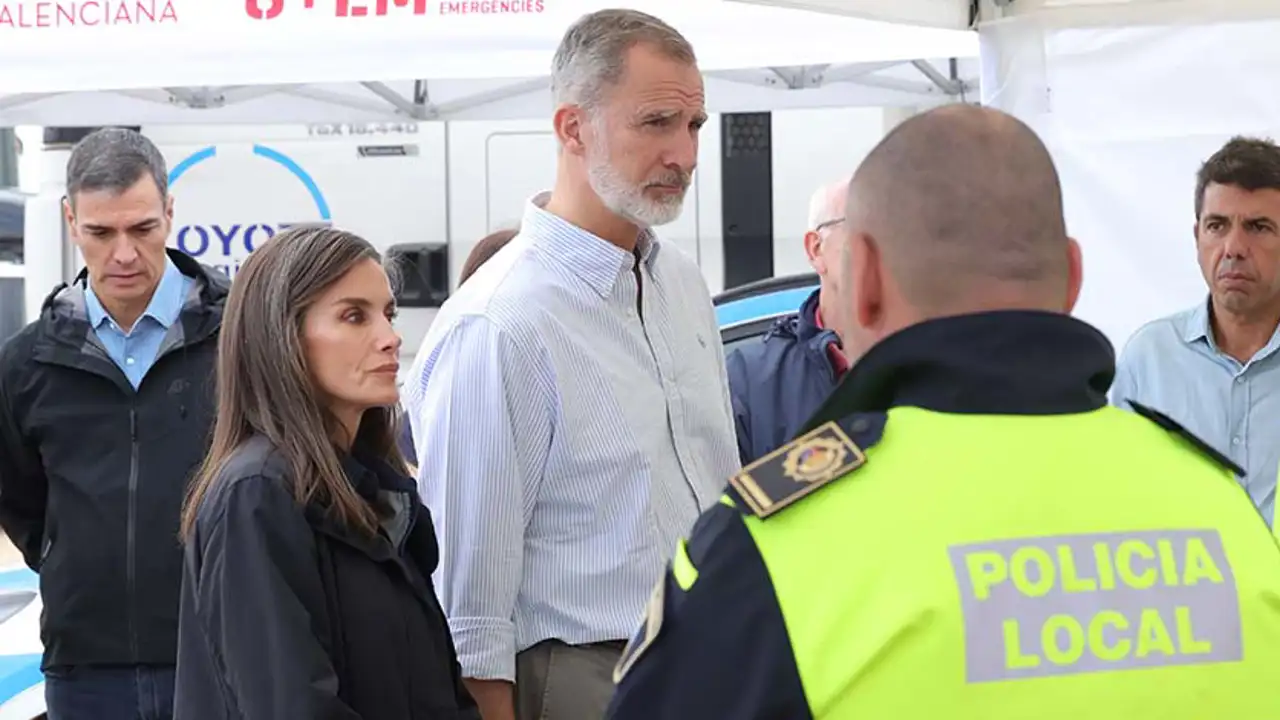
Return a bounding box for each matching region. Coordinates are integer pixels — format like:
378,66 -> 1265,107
45,664 -> 176,720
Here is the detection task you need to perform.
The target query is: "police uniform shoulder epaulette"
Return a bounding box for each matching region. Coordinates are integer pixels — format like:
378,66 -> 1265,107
1126,400 -> 1246,477
728,413 -> 885,519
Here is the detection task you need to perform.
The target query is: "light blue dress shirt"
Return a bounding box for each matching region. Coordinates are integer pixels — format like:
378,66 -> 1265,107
85,258 -> 192,389
1111,299 -> 1280,524
402,195 -> 740,682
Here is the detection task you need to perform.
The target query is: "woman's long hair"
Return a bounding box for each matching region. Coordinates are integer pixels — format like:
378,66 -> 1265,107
180,226 -> 406,541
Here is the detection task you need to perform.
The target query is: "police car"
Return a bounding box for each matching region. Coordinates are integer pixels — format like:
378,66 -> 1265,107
0,272 -> 819,719
714,273 -> 819,354
0,565 -> 41,720
0,186 -> 41,719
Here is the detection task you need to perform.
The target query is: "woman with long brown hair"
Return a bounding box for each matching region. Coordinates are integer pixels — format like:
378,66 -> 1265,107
172,226 -> 476,718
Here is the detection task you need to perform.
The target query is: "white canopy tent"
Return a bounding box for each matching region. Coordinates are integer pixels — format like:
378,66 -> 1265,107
729,0 -> 1280,350
727,0 -> 1278,30
6,0 -> 980,320
0,0 -> 979,125
974,0 -> 1280,349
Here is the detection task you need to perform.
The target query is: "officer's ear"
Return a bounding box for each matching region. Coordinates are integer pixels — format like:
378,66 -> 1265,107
1064,237 -> 1083,314
850,230 -> 884,332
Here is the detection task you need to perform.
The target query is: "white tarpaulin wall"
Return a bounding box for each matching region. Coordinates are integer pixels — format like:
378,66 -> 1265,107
974,0 -> 1280,350
728,0 -> 1280,350
0,0 -> 978,125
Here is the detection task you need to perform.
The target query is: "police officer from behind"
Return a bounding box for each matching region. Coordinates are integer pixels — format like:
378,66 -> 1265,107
607,104 -> 1280,719
0,128 -> 227,719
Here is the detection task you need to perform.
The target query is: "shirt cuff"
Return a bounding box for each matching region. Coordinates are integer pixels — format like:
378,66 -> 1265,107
449,616 -> 517,682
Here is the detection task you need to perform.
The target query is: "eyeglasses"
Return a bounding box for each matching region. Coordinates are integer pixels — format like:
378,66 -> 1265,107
813,217 -> 844,234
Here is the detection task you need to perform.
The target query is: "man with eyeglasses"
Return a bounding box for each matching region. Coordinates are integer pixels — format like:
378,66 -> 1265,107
725,179 -> 852,463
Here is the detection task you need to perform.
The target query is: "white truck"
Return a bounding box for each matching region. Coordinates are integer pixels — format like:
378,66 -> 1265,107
18,107 -> 910,361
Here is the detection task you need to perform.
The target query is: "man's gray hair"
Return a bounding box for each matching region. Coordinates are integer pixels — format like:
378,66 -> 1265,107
551,8 -> 697,110
66,127 -> 169,206
807,178 -> 850,230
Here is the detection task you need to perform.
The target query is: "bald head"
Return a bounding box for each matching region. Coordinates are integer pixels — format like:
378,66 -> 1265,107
847,104 -> 1070,315
808,178 -> 849,230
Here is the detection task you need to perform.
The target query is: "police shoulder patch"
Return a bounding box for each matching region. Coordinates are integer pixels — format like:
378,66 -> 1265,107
613,576 -> 666,684
728,420 -> 868,519
1127,400 -> 1246,477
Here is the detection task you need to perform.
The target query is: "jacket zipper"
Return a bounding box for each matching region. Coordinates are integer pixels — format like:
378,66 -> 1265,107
127,406 -> 140,662
398,496 -> 416,554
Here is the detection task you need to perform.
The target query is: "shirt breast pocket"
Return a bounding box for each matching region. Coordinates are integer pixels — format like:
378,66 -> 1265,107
673,336 -> 730,437
677,331 -> 721,387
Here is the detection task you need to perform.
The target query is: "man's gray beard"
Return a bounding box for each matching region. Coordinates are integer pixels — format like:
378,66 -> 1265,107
586,152 -> 686,228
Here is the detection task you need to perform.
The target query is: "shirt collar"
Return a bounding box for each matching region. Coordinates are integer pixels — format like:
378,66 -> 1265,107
86,256 -> 187,331
1182,297 -> 1213,345
1182,295 -> 1280,362
521,191 -> 660,298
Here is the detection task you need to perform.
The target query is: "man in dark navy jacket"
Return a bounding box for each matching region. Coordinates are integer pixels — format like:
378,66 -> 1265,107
726,179 -> 852,463
0,129 -> 227,719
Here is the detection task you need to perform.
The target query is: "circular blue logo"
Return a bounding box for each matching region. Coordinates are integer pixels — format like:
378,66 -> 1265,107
168,144 -> 332,276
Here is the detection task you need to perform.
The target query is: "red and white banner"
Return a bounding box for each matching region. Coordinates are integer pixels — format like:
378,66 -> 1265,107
0,0 -> 547,30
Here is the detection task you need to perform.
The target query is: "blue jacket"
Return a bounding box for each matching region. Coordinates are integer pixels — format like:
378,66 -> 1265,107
725,289 -> 843,464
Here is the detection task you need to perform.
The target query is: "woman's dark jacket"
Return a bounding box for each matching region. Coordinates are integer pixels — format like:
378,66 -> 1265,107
173,434 -> 478,719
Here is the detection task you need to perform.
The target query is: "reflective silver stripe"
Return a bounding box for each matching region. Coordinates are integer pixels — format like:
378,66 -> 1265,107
948,529 -> 1241,682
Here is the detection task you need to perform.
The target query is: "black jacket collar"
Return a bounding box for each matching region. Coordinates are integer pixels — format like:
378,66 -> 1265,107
47,247 -> 229,312
36,248 -> 229,356
807,310 -> 1115,425
765,289 -> 842,369
339,449 -> 415,503
331,447 -> 439,577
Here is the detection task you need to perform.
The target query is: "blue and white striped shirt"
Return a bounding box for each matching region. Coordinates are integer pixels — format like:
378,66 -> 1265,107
403,195 -> 740,682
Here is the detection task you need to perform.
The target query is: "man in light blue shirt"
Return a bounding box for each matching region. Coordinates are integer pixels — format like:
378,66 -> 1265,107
85,257 -> 192,388
1112,136 -> 1280,524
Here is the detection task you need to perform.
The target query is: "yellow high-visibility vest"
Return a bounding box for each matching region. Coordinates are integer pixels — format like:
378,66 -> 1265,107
740,405 -> 1280,719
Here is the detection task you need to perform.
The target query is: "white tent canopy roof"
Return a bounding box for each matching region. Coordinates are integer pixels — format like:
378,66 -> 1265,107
0,0 -> 978,124
727,0 -> 1280,29
727,0 -> 968,29
732,0 -> 1280,352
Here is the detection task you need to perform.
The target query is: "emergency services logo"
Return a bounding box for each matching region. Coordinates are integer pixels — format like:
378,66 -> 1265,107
783,436 -> 848,484
245,0 -> 425,20
168,144 -> 331,278
243,0 -> 544,19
